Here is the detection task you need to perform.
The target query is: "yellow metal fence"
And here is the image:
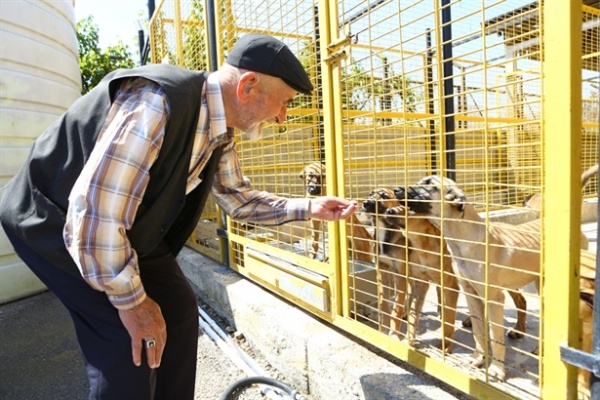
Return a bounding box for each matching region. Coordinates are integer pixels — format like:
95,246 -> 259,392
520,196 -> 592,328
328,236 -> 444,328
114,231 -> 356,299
150,1 -> 599,399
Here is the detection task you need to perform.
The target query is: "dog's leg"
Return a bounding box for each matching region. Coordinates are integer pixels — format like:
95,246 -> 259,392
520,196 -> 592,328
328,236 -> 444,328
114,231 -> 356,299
404,278 -> 428,346
461,282 -> 488,369
436,286 -> 443,315
388,259 -> 407,340
309,219 -> 321,259
507,290 -> 527,339
462,280 -> 507,380
376,258 -> 392,329
486,288 -> 507,380
463,289 -> 527,341
348,215 -> 374,262
440,276 -> 459,354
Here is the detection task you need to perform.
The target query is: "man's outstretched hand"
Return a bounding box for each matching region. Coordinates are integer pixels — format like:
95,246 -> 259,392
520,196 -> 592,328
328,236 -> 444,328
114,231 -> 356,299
308,196 -> 357,221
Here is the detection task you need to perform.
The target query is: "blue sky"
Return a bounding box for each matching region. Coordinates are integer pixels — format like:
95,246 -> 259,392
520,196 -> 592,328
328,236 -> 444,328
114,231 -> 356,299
74,0 -> 149,52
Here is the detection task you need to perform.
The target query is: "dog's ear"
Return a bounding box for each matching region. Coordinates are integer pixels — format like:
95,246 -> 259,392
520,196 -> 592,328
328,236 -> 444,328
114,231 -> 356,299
299,169 -> 306,180
522,193 -> 533,207
445,189 -> 467,217
393,186 -> 406,200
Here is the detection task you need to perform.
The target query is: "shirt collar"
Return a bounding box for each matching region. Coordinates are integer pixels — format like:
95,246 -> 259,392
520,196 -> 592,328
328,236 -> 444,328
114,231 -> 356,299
205,72 -> 230,141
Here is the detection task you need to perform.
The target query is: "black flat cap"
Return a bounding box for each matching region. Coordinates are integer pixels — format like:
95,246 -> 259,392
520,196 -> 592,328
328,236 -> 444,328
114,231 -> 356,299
226,34 -> 313,95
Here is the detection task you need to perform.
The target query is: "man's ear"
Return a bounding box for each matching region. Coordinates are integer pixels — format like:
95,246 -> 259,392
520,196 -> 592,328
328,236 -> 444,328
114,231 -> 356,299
237,72 -> 260,104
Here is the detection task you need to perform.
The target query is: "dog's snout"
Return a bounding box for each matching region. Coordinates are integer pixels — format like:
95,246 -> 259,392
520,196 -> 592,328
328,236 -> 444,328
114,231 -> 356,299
307,185 -> 321,196
407,186 -> 430,200
404,186 -> 433,213
361,199 -> 375,212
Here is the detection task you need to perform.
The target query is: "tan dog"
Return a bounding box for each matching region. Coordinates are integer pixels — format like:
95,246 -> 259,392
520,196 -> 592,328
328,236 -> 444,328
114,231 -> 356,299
578,249 -> 596,400
403,176 -> 541,380
393,188 -> 529,342
383,203 -> 460,353
299,162 -> 373,262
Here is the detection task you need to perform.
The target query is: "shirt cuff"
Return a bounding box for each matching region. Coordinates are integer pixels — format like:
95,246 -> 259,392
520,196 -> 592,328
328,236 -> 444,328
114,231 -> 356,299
286,197 -> 311,220
104,264 -> 147,310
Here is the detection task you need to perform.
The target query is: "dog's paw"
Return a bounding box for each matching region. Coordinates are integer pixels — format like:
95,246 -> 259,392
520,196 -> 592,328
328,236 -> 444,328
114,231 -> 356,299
507,329 -> 524,340
438,342 -> 453,354
467,352 -> 485,368
462,316 -> 472,328
387,330 -> 403,341
487,362 -> 506,381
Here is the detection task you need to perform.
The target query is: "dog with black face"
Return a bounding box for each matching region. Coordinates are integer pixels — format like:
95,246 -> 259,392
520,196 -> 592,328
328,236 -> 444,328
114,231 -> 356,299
299,161 -> 373,262
400,175 -> 541,381
382,201 -> 459,353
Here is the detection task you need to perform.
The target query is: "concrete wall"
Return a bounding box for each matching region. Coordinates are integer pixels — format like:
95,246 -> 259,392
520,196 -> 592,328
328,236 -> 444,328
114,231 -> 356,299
0,0 -> 81,304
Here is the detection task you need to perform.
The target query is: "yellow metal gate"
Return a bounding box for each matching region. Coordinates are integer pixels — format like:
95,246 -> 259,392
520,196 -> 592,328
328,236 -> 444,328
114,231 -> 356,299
150,1 -> 599,399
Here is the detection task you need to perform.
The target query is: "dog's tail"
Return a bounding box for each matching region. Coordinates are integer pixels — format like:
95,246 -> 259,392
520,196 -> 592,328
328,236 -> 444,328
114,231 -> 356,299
581,163 -> 598,191
522,163 -> 598,209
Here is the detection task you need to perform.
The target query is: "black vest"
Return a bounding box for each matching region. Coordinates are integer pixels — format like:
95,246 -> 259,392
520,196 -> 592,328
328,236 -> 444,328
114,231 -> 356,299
0,64 -> 217,279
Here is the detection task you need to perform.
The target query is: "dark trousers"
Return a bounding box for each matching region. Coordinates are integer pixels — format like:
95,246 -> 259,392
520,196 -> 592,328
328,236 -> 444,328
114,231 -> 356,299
4,228 -> 199,400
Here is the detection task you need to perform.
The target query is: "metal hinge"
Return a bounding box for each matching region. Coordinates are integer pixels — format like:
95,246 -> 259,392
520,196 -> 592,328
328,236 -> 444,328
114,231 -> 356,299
324,35 -> 352,63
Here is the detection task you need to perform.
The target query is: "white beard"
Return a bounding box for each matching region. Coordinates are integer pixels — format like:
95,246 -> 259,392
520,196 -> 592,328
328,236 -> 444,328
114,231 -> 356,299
242,123 -> 264,142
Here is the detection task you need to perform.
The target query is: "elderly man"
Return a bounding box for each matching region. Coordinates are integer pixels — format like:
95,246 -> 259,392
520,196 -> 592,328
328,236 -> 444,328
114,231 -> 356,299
0,34 -> 356,399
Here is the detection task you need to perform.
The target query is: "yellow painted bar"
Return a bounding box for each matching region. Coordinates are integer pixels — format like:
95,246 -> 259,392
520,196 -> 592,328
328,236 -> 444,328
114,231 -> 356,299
317,0 -> 346,318
172,0 -> 184,66
540,2 -> 582,399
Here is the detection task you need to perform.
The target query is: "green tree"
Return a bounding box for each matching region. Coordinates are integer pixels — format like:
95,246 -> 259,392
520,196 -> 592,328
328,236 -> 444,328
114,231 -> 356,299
77,16 -> 136,94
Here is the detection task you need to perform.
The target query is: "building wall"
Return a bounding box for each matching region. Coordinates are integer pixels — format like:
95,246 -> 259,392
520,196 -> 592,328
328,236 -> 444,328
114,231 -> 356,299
0,0 -> 81,304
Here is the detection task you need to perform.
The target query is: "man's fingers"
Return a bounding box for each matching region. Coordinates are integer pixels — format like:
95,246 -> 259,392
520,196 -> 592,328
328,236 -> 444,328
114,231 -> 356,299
144,337 -> 165,369
118,297 -> 167,369
338,202 -> 357,219
132,338 -> 143,367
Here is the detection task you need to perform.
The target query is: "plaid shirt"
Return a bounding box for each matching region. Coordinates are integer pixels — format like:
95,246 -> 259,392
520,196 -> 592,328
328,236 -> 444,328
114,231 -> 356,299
64,72 -> 309,310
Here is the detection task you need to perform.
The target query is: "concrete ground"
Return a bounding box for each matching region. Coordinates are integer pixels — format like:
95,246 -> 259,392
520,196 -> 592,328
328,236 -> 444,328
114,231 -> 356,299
0,289 -> 267,400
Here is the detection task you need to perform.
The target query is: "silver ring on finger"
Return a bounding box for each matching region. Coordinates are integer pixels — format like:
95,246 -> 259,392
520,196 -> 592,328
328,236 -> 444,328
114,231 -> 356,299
145,338 -> 156,348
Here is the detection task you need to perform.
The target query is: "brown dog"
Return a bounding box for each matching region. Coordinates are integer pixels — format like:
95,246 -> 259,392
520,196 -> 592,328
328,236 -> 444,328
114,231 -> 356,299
383,203 -> 460,353
403,176 -> 541,380
361,188 -> 459,353
299,161 -> 373,262
360,188 -> 409,335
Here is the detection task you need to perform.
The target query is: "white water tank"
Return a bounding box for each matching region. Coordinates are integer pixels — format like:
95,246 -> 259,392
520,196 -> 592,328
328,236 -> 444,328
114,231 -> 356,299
0,0 -> 81,303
